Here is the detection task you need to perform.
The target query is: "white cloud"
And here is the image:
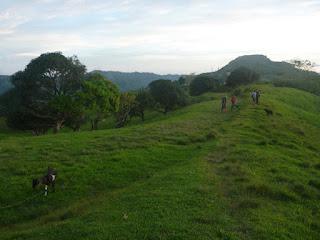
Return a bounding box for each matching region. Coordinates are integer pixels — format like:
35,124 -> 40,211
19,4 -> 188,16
0,0 -> 320,74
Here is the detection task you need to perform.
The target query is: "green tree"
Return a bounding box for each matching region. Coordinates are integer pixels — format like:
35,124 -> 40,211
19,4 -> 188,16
189,74 -> 221,96
289,59 -> 316,71
4,52 -> 86,134
226,67 -> 260,87
116,93 -> 136,128
64,93 -> 87,131
149,79 -> 187,114
81,73 -> 120,130
131,89 -> 153,121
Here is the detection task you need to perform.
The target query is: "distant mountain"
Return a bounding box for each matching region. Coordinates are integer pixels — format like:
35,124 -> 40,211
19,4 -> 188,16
206,55 -> 320,83
0,75 -> 12,95
92,70 -> 180,91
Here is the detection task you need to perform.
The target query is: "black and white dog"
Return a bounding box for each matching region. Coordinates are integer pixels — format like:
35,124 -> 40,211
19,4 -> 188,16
32,167 -> 57,196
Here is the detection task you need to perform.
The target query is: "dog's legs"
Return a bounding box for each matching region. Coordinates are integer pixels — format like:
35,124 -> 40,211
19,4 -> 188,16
52,181 -> 55,192
45,185 -> 48,196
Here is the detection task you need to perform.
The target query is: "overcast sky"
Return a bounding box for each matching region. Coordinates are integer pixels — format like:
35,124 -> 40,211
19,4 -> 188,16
0,0 -> 320,75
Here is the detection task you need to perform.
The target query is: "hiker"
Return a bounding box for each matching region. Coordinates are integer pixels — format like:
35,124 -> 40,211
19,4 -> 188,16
256,90 -> 261,104
251,91 -> 256,104
221,96 -> 227,112
231,95 -> 239,111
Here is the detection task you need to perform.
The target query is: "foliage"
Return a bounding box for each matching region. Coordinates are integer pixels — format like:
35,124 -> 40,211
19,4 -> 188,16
149,79 -> 188,114
131,89 -> 154,121
2,52 -> 86,134
116,92 -> 136,128
189,74 -> 222,96
81,73 -> 120,130
288,59 -> 316,71
226,66 -> 260,87
63,93 -> 87,131
273,78 -> 320,96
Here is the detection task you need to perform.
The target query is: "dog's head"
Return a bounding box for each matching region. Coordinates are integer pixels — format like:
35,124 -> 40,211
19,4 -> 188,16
47,167 -> 57,176
32,178 -> 39,189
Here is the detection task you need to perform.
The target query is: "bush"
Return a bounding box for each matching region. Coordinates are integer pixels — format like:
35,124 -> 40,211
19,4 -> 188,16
226,67 -> 260,87
273,78 -> 320,96
189,74 -> 222,96
149,79 -> 188,114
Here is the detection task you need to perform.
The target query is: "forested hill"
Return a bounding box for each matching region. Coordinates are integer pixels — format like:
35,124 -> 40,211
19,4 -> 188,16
0,75 -> 12,95
92,70 -> 180,91
208,55 -> 320,82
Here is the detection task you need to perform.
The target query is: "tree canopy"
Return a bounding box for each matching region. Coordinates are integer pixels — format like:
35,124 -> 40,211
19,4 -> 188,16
189,74 -> 221,96
226,67 -> 260,87
5,52 -> 86,133
81,73 -> 120,130
149,79 -> 187,114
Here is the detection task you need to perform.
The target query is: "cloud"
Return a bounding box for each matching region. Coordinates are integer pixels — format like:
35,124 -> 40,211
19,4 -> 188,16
0,0 -> 320,74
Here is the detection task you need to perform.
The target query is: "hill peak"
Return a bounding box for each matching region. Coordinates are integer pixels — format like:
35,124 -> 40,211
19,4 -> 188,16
231,54 -> 271,64
209,54 -> 319,83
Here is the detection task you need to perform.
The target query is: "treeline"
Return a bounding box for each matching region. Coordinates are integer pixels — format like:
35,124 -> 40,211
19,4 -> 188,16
273,78 -> 320,96
0,52 -> 262,135
0,53 -> 190,134
184,66 -> 260,96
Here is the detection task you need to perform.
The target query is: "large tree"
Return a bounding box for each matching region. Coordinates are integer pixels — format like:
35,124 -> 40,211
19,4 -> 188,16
81,73 -> 120,130
189,74 -> 221,96
131,89 -> 153,121
149,79 -> 187,114
226,67 -> 260,87
6,52 -> 86,133
289,59 -> 316,71
116,93 -> 136,128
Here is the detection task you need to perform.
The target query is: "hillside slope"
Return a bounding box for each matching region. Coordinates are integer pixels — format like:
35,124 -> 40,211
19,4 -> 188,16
0,84 -> 319,239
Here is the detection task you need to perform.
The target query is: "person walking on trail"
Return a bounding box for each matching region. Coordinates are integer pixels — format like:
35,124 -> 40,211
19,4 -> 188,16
231,95 -> 240,111
221,96 -> 227,112
256,90 -> 261,104
251,91 -> 257,104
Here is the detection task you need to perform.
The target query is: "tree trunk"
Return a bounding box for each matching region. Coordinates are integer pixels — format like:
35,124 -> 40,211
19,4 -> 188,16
53,121 -> 63,134
91,119 -> 99,130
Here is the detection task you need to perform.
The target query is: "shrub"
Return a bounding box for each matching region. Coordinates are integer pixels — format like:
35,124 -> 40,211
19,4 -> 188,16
226,67 -> 260,87
189,74 -> 222,96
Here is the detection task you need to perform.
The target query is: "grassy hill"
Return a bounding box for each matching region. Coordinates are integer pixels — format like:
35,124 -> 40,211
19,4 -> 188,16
0,84 -> 319,239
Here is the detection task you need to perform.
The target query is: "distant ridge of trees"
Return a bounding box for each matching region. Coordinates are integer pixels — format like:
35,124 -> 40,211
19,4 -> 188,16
92,70 -> 180,91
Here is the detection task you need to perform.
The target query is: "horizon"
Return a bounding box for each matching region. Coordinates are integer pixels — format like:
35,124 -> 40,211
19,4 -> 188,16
1,0 -> 320,75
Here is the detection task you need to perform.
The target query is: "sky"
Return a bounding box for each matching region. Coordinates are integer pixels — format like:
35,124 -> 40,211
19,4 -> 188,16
0,0 -> 320,75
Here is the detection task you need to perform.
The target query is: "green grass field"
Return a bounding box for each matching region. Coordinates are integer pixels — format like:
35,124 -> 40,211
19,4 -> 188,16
0,84 -> 319,239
